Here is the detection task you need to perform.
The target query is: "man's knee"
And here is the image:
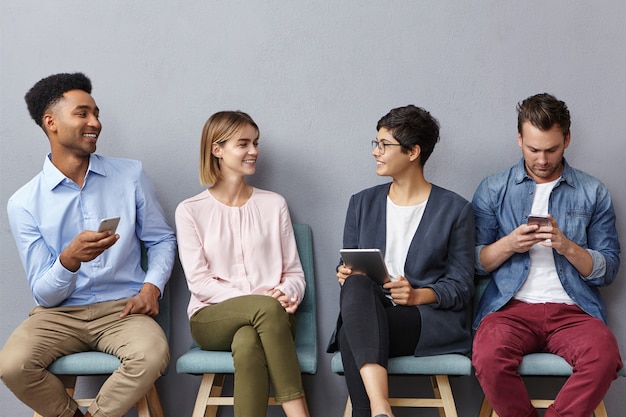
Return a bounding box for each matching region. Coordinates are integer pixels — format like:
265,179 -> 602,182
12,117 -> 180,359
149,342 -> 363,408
0,348 -> 21,387
472,324 -> 521,374
575,329 -> 622,375
120,331 -> 169,378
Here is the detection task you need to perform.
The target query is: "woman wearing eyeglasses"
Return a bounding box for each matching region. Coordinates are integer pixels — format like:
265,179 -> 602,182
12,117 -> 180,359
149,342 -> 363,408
327,105 -> 475,417
175,111 -> 309,417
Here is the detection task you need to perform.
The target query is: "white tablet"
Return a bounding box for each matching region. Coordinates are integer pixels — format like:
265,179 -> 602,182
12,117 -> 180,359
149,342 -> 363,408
340,248 -> 390,284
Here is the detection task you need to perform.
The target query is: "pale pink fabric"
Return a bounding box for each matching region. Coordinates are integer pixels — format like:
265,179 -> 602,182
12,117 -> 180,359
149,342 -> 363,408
176,188 -> 305,318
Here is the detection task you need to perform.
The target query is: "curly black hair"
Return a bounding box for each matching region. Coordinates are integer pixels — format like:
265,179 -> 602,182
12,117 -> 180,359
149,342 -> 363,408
24,72 -> 92,127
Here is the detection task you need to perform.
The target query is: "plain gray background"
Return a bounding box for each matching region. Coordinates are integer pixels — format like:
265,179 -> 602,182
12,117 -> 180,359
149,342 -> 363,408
2,1 -> 625,416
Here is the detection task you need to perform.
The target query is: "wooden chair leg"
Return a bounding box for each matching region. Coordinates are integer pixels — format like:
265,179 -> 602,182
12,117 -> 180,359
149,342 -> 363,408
136,394 -> 151,417
433,375 -> 458,417
593,400 -> 608,417
145,384 -> 165,417
478,396 -> 496,417
430,376 -> 446,417
191,373 -> 224,417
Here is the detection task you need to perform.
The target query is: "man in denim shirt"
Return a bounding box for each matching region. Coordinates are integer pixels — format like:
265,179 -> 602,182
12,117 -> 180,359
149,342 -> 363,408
472,93 -> 623,417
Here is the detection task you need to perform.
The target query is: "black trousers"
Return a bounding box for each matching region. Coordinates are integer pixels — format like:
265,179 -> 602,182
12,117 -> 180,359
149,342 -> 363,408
337,276 -> 422,417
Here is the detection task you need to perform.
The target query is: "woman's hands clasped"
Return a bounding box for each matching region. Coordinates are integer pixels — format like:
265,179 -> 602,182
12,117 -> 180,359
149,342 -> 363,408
265,288 -> 300,314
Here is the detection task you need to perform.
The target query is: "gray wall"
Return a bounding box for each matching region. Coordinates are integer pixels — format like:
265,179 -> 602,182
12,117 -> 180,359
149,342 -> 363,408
2,1 -> 625,416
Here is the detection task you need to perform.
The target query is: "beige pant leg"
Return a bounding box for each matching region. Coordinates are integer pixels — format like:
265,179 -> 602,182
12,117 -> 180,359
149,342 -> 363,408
85,299 -> 169,417
0,304 -> 92,417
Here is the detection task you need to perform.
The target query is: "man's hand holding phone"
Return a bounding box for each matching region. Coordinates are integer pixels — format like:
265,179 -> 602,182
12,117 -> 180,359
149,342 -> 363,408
59,217 -> 121,272
97,216 -> 121,234
527,214 -> 550,227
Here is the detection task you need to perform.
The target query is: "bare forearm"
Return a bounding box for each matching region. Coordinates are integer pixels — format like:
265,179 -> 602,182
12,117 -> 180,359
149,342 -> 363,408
479,237 -> 517,273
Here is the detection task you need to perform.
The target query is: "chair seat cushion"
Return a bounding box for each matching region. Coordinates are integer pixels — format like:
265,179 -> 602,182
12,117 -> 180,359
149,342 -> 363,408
176,345 -> 317,375
331,352 -> 472,376
48,352 -> 121,375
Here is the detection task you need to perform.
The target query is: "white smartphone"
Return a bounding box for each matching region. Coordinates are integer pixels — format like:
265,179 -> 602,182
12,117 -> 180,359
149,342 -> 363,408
97,216 -> 121,234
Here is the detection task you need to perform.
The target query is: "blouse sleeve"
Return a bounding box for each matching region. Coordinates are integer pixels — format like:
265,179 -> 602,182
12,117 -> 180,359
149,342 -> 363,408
175,201 -> 248,305
274,200 -> 306,302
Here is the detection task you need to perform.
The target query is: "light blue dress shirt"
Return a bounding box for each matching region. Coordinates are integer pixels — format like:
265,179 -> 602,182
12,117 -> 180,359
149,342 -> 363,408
7,154 -> 177,307
472,158 -> 620,328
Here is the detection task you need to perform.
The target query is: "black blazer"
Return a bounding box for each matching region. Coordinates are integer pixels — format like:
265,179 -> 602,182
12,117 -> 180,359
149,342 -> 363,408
328,183 -> 475,356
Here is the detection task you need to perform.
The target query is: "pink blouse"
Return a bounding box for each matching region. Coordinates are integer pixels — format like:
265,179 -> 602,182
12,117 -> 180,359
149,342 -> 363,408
175,188 -> 306,318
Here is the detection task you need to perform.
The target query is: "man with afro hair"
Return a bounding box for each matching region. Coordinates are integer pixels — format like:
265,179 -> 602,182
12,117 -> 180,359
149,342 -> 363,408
0,73 -> 177,417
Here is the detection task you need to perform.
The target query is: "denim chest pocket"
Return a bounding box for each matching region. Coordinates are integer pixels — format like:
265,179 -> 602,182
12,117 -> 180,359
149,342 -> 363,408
563,209 -> 593,246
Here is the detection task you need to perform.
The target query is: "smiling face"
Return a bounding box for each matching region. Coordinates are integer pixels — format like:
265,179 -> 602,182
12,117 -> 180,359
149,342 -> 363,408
372,127 -> 417,178
518,121 -> 570,183
212,123 -> 259,179
43,89 -> 101,159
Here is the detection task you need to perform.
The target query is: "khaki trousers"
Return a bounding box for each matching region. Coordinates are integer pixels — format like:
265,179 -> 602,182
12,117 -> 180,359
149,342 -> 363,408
0,298 -> 169,417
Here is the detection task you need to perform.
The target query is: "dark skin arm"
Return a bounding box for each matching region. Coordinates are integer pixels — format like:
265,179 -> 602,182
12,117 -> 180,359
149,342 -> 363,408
59,230 -> 119,272
120,282 -> 161,317
59,230 -> 161,317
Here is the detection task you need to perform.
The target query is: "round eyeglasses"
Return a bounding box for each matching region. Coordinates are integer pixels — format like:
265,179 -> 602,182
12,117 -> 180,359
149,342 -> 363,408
371,140 -> 403,155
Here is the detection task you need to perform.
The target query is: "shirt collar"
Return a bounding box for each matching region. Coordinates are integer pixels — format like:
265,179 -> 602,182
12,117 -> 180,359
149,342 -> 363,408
513,157 -> 574,188
42,153 -> 107,190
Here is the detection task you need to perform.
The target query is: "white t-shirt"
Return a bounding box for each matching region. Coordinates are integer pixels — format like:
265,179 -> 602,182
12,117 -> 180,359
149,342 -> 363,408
385,196 -> 427,280
514,178 -> 575,304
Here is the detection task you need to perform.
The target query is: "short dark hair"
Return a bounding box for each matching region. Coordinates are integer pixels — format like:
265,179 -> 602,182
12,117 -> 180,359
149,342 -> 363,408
376,104 -> 440,166
517,93 -> 570,137
24,72 -> 92,127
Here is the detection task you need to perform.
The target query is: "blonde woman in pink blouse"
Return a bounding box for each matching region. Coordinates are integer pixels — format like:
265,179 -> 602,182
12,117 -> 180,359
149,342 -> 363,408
175,111 -> 308,417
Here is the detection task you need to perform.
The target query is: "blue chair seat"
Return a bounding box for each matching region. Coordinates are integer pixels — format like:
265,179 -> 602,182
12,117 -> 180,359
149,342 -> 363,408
48,351 -> 122,375
178,343 -> 317,375
331,352 -> 472,376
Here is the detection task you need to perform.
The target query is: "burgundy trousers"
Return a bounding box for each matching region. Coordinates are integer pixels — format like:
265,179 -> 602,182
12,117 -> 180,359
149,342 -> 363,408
473,300 -> 622,417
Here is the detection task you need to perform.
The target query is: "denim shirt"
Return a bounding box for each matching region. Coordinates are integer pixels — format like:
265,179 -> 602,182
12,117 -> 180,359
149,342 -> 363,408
472,158 -> 620,329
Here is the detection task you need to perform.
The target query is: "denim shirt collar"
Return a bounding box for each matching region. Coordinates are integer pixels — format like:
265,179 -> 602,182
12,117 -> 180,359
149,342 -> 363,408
512,157 -> 575,190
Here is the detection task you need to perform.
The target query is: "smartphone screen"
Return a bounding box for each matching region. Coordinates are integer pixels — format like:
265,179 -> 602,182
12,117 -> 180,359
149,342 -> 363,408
97,216 -> 121,234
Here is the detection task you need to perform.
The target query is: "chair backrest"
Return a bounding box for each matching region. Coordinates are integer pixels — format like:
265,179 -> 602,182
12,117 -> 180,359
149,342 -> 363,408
292,223 -> 318,374
473,275 -> 491,314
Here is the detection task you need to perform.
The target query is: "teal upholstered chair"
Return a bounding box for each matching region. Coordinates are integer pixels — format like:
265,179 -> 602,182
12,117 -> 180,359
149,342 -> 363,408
331,352 -> 472,417
33,244 -> 169,417
33,285 -> 170,417
475,276 -> 626,417
330,277 -> 474,417
176,223 -> 318,417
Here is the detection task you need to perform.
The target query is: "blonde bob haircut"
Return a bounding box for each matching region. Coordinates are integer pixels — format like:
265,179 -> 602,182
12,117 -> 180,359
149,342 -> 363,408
199,111 -> 259,186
